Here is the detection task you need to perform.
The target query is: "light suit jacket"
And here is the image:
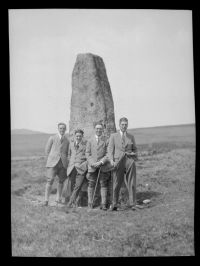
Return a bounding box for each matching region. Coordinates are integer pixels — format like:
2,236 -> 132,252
45,134 -> 70,169
107,131 -> 137,164
67,139 -> 88,176
86,135 -> 113,173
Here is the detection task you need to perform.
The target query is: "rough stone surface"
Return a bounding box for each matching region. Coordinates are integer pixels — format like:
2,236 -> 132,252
69,53 -> 116,139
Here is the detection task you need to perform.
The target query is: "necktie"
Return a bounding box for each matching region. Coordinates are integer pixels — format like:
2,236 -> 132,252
75,142 -> 79,150
97,137 -> 99,145
60,136 -> 64,143
122,133 -> 125,146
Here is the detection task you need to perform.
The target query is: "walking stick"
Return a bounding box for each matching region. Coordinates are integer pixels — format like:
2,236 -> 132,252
109,170 -> 113,209
91,166 -> 102,208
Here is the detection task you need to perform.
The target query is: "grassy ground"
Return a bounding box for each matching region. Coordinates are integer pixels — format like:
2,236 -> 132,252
11,137 -> 195,256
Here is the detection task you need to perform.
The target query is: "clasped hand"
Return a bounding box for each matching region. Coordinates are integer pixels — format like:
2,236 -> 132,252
91,161 -> 102,168
125,152 -> 136,156
110,160 -> 118,168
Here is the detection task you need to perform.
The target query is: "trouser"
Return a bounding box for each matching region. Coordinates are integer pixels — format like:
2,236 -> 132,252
45,159 -> 67,202
67,168 -> 86,206
87,169 -> 110,206
112,155 -> 136,207
107,172 -> 113,207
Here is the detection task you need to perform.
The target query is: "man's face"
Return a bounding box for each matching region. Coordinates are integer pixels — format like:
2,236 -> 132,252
119,121 -> 128,132
95,125 -> 103,137
58,125 -> 66,136
75,132 -> 83,143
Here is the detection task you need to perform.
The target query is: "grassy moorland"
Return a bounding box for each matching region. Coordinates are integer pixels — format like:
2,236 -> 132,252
11,124 -> 195,158
11,133 -> 52,158
11,124 -> 195,256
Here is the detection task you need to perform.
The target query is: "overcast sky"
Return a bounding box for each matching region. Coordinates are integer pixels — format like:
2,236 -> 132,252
9,9 -> 195,133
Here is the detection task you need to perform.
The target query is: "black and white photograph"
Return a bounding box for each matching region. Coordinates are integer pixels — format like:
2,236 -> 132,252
10,9 -> 195,257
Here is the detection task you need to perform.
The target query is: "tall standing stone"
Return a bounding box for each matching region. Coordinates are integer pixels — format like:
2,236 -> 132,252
69,53 -> 116,139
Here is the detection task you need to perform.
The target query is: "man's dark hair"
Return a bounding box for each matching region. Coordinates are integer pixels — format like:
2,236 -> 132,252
58,122 -> 67,129
93,120 -> 104,128
119,117 -> 128,124
74,128 -> 84,135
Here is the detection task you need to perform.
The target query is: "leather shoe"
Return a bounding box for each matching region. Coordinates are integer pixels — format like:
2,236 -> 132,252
109,206 -> 118,211
131,206 -> 137,211
43,201 -> 48,206
100,204 -> 107,211
135,204 -> 145,209
130,205 -> 144,210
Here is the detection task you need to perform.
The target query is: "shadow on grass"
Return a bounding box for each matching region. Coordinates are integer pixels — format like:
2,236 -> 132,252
64,186 -> 163,209
12,185 -> 31,196
136,191 -> 162,204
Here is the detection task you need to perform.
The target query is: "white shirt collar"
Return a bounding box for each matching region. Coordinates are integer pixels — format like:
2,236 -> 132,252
58,133 -> 64,139
95,135 -> 101,141
75,140 -> 81,146
119,130 -> 126,137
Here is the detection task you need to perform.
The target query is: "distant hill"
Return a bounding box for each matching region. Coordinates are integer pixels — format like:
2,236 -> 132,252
11,129 -> 50,135
133,123 -> 195,130
11,124 -> 195,157
11,123 -> 195,136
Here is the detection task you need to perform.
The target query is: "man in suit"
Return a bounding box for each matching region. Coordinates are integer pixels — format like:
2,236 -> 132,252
66,129 -> 88,207
44,123 -> 70,206
108,117 -> 138,211
86,121 -> 112,210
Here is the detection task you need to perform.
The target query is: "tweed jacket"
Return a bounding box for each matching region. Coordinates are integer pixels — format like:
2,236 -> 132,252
86,135 -> 113,173
67,139 -> 88,176
45,134 -> 70,169
107,131 -> 137,164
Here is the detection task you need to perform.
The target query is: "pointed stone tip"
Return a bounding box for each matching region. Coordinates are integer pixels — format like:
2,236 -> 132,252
77,53 -> 102,60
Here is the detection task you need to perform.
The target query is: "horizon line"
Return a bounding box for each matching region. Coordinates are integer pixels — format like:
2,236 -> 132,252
11,122 -> 195,134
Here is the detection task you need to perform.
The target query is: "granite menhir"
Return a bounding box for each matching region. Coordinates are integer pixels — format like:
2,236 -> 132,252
69,53 -> 116,139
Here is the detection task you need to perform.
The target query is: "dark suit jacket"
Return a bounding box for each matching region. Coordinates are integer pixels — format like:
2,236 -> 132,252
67,139 -> 88,176
108,131 -> 137,164
86,135 -> 113,173
45,134 -> 70,169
